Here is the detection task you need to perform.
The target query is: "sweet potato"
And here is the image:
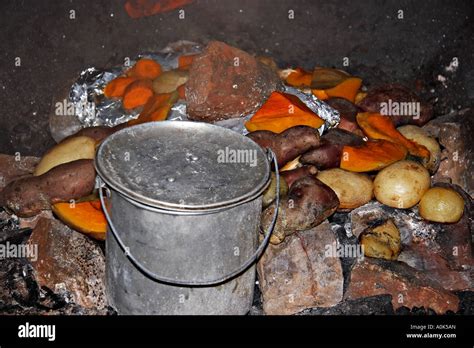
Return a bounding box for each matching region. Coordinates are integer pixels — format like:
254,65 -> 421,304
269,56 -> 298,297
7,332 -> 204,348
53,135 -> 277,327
326,97 -> 363,135
300,129 -> 364,170
261,176 -> 339,244
68,124 -> 128,143
357,84 -> 433,126
247,126 -> 321,168
280,165 -> 318,187
0,159 -> 96,217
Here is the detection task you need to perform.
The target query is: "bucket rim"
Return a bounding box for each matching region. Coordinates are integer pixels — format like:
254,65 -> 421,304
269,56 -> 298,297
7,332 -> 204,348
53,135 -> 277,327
95,121 -> 271,211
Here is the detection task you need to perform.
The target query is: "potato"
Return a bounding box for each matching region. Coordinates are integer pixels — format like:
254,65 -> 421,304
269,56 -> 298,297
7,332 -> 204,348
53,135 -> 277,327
34,136 -> 96,176
262,172 -> 289,208
360,219 -> 401,260
247,126 -> 321,168
317,168 -> 373,209
260,176 -> 339,244
0,159 -> 96,217
419,187 -> 464,223
397,125 -> 441,173
152,69 -> 189,94
374,160 -> 430,208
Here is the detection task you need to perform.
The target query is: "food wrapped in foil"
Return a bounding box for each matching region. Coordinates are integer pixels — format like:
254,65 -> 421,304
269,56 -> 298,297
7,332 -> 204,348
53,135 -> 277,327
50,40 -> 339,142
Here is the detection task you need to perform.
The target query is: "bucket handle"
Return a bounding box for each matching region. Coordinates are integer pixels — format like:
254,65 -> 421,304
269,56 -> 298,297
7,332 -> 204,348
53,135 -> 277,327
98,149 -> 280,287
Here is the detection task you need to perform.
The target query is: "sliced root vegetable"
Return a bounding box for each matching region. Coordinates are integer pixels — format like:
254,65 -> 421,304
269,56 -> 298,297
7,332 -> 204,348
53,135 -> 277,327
285,67 -> 313,88
178,54 -> 198,70
104,76 -> 137,98
312,89 -> 329,100
324,77 -> 362,102
340,139 -> 408,172
128,91 -> 178,126
397,125 -> 441,173
122,79 -> 154,110
127,58 -> 162,79
52,200 -> 107,241
177,84 -> 186,99
152,69 -> 189,94
34,136 -> 97,176
356,112 -> 430,159
311,67 -> 350,90
245,91 -> 324,133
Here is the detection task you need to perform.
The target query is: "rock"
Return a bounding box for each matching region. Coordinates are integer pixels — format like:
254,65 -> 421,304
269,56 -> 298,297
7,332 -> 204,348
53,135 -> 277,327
26,217 -> 106,309
186,41 -> 281,122
345,258 -> 459,314
398,243 -> 473,291
0,154 -> 39,191
423,108 -> 474,196
257,221 -> 343,315
19,210 -> 53,230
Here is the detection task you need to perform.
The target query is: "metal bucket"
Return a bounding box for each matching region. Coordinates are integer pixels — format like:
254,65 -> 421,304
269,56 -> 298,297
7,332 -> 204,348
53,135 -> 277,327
95,121 -> 279,315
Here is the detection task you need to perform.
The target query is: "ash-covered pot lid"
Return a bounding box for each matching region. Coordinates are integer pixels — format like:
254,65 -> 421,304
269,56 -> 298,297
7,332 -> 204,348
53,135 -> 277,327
95,121 -> 270,211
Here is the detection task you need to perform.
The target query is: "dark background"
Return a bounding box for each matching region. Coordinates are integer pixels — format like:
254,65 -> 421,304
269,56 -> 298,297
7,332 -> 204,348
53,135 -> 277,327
0,0 -> 472,156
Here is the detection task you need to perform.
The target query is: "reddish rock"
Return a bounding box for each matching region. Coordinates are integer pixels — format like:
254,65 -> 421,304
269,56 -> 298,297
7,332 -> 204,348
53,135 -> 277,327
398,243 -> 473,291
257,222 -> 343,315
27,217 -> 106,309
0,154 -> 39,191
345,258 -> 459,314
423,109 -> 474,196
186,41 -> 281,122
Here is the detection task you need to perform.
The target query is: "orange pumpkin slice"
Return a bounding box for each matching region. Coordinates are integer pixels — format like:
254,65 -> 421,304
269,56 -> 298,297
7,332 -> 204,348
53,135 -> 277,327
356,112 -> 430,158
52,200 -> 107,241
340,139 -> 408,172
245,91 -> 324,133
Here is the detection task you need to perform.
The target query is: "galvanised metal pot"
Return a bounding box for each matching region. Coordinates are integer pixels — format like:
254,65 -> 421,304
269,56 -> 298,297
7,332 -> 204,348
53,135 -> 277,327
95,121 -> 279,315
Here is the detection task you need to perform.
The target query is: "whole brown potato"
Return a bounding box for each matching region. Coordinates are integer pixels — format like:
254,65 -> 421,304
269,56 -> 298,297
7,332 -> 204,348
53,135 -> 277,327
374,160 -> 430,209
419,187 -> 465,223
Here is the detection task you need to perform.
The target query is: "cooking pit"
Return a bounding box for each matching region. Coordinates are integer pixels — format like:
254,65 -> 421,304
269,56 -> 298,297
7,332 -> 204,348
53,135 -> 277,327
0,0 -> 472,320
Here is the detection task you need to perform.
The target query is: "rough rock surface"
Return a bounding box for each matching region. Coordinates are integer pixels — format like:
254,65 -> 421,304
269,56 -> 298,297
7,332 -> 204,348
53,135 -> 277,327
186,41 -> 281,122
26,217 -> 107,310
0,154 -> 39,191
257,221 -> 343,315
423,108 -> 474,196
345,258 -> 459,314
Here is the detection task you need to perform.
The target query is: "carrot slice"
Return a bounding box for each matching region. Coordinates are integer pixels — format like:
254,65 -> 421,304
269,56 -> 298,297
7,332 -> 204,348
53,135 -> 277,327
128,91 -> 178,126
122,79 -> 154,110
127,58 -> 162,79
178,54 -> 198,70
104,76 -> 137,98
